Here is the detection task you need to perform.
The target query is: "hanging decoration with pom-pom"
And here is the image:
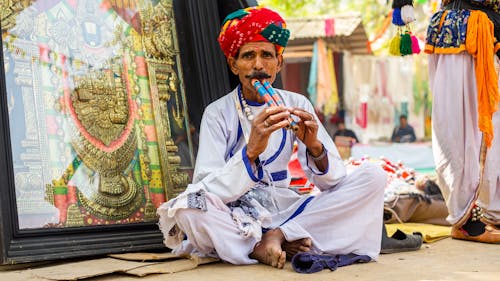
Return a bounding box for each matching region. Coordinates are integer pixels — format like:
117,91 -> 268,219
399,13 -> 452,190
389,0 -> 420,56
389,29 -> 402,56
400,31 -> 413,55
410,33 -> 421,54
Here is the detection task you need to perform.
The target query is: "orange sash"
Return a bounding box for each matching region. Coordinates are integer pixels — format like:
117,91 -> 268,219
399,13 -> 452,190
466,10 -> 500,147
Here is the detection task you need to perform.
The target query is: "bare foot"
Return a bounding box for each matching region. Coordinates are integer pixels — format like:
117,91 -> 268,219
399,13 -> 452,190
250,229 -> 287,269
283,238 -> 312,260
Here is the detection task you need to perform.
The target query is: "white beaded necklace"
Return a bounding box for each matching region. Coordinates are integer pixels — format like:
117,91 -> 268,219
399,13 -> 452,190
239,85 -> 254,121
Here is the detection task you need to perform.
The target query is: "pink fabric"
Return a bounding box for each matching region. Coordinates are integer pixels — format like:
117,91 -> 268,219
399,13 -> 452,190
325,18 -> 335,37
411,35 -> 421,54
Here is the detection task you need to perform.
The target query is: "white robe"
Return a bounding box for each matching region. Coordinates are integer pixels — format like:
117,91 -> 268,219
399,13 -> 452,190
428,53 -> 500,225
158,87 -> 386,264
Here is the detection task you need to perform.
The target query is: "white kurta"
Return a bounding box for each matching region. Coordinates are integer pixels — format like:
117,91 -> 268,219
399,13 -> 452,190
158,87 -> 386,264
428,53 -> 500,225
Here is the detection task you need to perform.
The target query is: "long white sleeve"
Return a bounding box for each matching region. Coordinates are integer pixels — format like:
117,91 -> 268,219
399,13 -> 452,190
192,94 -> 262,203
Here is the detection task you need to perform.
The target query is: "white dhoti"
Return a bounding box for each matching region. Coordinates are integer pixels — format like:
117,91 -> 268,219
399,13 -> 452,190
428,53 -> 500,225
168,162 -> 386,264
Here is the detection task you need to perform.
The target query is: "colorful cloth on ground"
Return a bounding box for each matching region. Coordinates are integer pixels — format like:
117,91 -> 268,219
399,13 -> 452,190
385,223 -> 451,243
217,6 -> 290,58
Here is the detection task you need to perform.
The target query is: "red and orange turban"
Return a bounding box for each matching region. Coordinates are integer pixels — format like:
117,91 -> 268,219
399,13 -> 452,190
218,6 -> 290,58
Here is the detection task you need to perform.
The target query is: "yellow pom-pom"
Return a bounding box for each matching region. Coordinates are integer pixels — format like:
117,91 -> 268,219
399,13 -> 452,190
389,34 -> 401,56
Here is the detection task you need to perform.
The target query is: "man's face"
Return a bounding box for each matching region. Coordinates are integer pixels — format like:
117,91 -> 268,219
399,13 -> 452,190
228,41 -> 283,101
400,117 -> 408,127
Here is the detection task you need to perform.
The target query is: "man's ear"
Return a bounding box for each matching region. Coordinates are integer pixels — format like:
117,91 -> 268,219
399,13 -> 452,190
228,57 -> 239,75
277,54 -> 284,72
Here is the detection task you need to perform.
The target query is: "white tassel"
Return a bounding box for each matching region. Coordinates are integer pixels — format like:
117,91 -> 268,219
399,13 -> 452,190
401,5 -> 416,24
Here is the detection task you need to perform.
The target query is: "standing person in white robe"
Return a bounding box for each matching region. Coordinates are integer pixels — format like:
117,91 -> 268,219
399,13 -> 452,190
157,6 -> 387,269
425,0 -> 500,243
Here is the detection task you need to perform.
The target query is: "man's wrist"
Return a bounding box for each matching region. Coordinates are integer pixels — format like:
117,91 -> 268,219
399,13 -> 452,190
307,143 -> 326,159
307,142 -> 324,158
246,148 -> 258,163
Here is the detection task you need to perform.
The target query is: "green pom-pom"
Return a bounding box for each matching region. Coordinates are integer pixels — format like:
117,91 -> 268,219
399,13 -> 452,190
400,32 -> 413,55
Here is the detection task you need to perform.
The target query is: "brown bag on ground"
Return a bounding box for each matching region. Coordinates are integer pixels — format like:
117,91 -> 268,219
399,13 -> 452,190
384,193 -> 450,226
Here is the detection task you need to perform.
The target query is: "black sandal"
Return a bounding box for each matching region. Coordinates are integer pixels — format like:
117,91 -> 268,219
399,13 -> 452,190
380,224 -> 423,254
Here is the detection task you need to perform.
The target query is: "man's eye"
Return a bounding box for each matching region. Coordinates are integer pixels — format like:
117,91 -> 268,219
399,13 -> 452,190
242,53 -> 253,59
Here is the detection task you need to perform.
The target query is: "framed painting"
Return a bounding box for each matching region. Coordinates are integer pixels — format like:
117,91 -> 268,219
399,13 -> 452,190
0,0 -> 199,264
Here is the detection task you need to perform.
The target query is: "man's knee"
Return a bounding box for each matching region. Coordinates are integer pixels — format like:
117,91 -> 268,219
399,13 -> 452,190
175,208 -> 206,226
359,162 -> 387,192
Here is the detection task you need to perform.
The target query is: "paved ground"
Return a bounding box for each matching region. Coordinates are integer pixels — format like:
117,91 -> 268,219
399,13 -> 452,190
0,237 -> 499,281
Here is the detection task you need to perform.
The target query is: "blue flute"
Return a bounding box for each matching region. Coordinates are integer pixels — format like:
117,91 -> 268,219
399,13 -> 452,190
252,79 -> 299,131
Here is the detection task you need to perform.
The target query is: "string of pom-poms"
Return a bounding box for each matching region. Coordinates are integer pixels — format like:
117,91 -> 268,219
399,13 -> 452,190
389,0 -> 421,56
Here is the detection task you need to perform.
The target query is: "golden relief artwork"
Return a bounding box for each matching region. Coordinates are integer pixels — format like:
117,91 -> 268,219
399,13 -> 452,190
70,64 -> 142,220
72,69 -> 130,146
0,0 -> 33,31
1,0 -> 192,228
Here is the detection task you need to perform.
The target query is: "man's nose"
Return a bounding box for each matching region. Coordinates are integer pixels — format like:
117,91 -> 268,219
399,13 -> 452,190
253,56 -> 264,70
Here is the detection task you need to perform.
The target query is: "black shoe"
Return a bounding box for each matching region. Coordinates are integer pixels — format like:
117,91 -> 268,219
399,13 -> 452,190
381,225 -> 423,254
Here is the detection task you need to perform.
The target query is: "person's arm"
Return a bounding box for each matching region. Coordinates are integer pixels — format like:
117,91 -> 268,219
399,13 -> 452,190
307,143 -> 328,172
287,94 -> 346,191
410,126 -> 417,142
348,130 -> 359,143
391,127 -> 399,142
193,102 -> 263,203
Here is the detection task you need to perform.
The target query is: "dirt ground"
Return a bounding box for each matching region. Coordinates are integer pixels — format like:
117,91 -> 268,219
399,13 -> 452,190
0,237 -> 499,281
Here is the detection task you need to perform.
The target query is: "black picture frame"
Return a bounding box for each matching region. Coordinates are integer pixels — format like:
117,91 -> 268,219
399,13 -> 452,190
0,0 -> 253,265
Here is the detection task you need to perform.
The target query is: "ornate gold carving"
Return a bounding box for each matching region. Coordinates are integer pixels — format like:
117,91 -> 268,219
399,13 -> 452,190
143,199 -> 157,221
73,65 -> 129,146
141,0 -> 177,61
70,63 -> 141,219
0,0 -> 33,31
65,204 -> 85,227
7,0 -> 191,227
171,171 -> 189,195
76,182 -> 144,221
140,0 -> 191,198
44,184 -> 55,206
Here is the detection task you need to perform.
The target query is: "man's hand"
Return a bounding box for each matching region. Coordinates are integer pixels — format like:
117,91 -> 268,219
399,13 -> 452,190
246,106 -> 290,162
288,108 -> 323,156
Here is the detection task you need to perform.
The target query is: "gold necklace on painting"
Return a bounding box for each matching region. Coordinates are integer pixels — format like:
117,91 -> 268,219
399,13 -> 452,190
69,56 -> 142,220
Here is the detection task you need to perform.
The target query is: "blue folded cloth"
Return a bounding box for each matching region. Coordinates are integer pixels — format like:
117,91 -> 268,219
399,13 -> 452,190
291,252 -> 371,274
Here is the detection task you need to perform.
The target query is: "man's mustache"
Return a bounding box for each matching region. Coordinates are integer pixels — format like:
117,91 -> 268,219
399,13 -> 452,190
245,72 -> 271,80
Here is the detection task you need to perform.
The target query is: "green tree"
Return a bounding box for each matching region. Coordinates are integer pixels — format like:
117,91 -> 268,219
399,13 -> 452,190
259,0 -> 391,39
259,0 -> 341,17
260,0 -> 430,43
343,0 -> 392,39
